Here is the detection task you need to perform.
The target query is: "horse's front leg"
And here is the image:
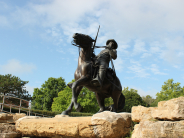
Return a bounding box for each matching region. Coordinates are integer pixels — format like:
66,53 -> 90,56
62,86 -> 83,115
72,76 -> 90,112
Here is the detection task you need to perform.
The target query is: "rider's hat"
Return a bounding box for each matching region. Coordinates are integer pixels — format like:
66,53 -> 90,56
106,39 -> 118,49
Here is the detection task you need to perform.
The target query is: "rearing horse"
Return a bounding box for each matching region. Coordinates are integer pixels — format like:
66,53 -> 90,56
62,33 -> 125,115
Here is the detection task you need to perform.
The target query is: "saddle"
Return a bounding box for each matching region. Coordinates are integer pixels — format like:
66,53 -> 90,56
92,65 -> 116,81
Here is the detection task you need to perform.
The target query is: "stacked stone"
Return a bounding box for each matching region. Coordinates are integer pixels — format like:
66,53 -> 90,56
0,113 -> 26,138
131,96 -> 184,138
15,112 -> 132,138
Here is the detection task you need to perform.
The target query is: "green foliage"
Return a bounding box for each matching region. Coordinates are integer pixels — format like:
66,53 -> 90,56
77,87 -> 99,113
52,85 -> 100,113
151,79 -> 184,107
32,77 -> 66,111
122,87 -> 148,112
2,106 -> 93,117
0,74 -> 31,105
51,86 -> 73,112
142,95 -> 156,107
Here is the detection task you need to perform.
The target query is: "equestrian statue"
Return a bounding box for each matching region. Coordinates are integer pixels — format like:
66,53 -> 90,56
62,27 -> 125,115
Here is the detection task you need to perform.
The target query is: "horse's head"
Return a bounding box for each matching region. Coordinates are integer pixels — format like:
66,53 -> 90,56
72,33 -> 94,48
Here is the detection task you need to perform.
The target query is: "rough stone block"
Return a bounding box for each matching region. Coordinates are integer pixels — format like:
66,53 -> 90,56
132,105 -> 157,122
152,96 -> 184,120
0,123 -> 21,138
131,120 -> 184,138
0,113 -> 26,123
132,96 -> 184,122
16,111 -> 132,138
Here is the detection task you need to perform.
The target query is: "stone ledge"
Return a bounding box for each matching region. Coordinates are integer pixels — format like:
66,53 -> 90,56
132,96 -> 184,122
131,120 -> 184,138
0,113 -> 26,123
15,111 -> 132,138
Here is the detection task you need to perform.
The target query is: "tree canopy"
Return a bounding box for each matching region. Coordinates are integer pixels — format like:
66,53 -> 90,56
150,79 -> 184,107
122,87 -> 148,112
51,84 -> 100,113
32,77 -> 66,111
0,74 -> 31,106
142,95 -> 156,107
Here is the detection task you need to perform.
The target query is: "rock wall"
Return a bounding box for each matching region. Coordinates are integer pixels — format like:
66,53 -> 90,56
0,113 -> 24,138
131,96 -> 184,138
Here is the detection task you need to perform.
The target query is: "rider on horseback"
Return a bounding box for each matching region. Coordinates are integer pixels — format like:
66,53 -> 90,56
92,39 -> 118,87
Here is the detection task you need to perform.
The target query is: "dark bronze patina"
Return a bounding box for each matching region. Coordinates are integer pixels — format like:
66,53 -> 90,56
62,33 -> 125,115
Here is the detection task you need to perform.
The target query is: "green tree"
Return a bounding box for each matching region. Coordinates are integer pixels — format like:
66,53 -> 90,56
52,86 -> 100,113
51,86 -> 72,112
0,74 -> 31,106
122,87 -> 148,112
32,77 -> 66,111
152,79 -> 184,107
142,95 -> 156,107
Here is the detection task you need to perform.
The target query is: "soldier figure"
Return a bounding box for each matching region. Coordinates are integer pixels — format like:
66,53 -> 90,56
92,39 -> 118,87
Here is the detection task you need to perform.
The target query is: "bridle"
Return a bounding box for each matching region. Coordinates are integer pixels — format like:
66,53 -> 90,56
71,40 -> 106,63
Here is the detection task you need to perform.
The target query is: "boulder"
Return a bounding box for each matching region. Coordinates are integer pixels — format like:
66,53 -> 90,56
131,120 -> 184,138
15,112 -> 132,138
132,106 -> 157,122
152,96 -> 184,120
0,113 -> 26,123
0,123 -> 21,138
92,111 -> 132,138
132,96 -> 184,122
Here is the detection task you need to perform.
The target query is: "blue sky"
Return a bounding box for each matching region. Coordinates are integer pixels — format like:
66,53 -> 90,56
0,0 -> 184,99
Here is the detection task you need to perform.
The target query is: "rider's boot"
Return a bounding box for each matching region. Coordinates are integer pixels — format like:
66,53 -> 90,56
92,69 -> 106,87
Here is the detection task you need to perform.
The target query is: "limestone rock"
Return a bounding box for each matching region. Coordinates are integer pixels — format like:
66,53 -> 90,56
132,96 -> 184,122
0,113 -> 26,123
54,114 -> 69,118
16,112 -> 132,138
91,111 -> 132,138
131,120 -> 184,138
16,116 -> 95,137
0,123 -> 21,138
152,96 -> 184,120
132,105 -> 157,122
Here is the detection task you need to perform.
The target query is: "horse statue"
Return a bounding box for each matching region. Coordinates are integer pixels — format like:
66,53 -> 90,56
62,33 -> 125,115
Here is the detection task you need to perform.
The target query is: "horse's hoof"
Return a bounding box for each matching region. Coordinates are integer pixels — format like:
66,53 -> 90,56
61,110 -> 69,115
75,104 -> 83,112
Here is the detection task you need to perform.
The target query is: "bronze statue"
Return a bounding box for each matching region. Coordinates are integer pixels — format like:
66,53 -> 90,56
62,32 -> 125,115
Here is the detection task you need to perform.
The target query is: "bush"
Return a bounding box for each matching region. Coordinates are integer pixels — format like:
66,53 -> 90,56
2,105 -> 93,117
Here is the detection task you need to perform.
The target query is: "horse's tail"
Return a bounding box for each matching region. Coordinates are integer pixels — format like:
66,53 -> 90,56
118,93 -> 125,112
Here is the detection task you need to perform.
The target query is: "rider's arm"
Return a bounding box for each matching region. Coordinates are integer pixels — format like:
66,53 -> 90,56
109,49 -> 117,60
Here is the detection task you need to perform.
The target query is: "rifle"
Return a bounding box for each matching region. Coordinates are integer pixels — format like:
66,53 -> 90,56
92,25 -> 100,52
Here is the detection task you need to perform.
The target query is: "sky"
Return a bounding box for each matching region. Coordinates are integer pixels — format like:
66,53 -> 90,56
0,0 -> 184,99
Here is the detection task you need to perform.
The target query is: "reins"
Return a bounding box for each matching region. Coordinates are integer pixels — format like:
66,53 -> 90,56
71,41 -> 106,64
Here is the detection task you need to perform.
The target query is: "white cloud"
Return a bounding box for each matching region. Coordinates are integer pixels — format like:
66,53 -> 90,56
132,39 -> 147,56
141,53 -> 152,58
128,60 -> 150,78
0,59 -> 36,75
0,15 -> 9,27
160,37 -> 184,64
68,48 -> 78,55
114,58 -> 124,72
25,84 -> 36,96
150,64 -> 167,75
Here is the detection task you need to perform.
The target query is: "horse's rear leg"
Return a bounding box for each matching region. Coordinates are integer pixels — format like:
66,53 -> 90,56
62,86 -> 83,115
111,91 -> 121,112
